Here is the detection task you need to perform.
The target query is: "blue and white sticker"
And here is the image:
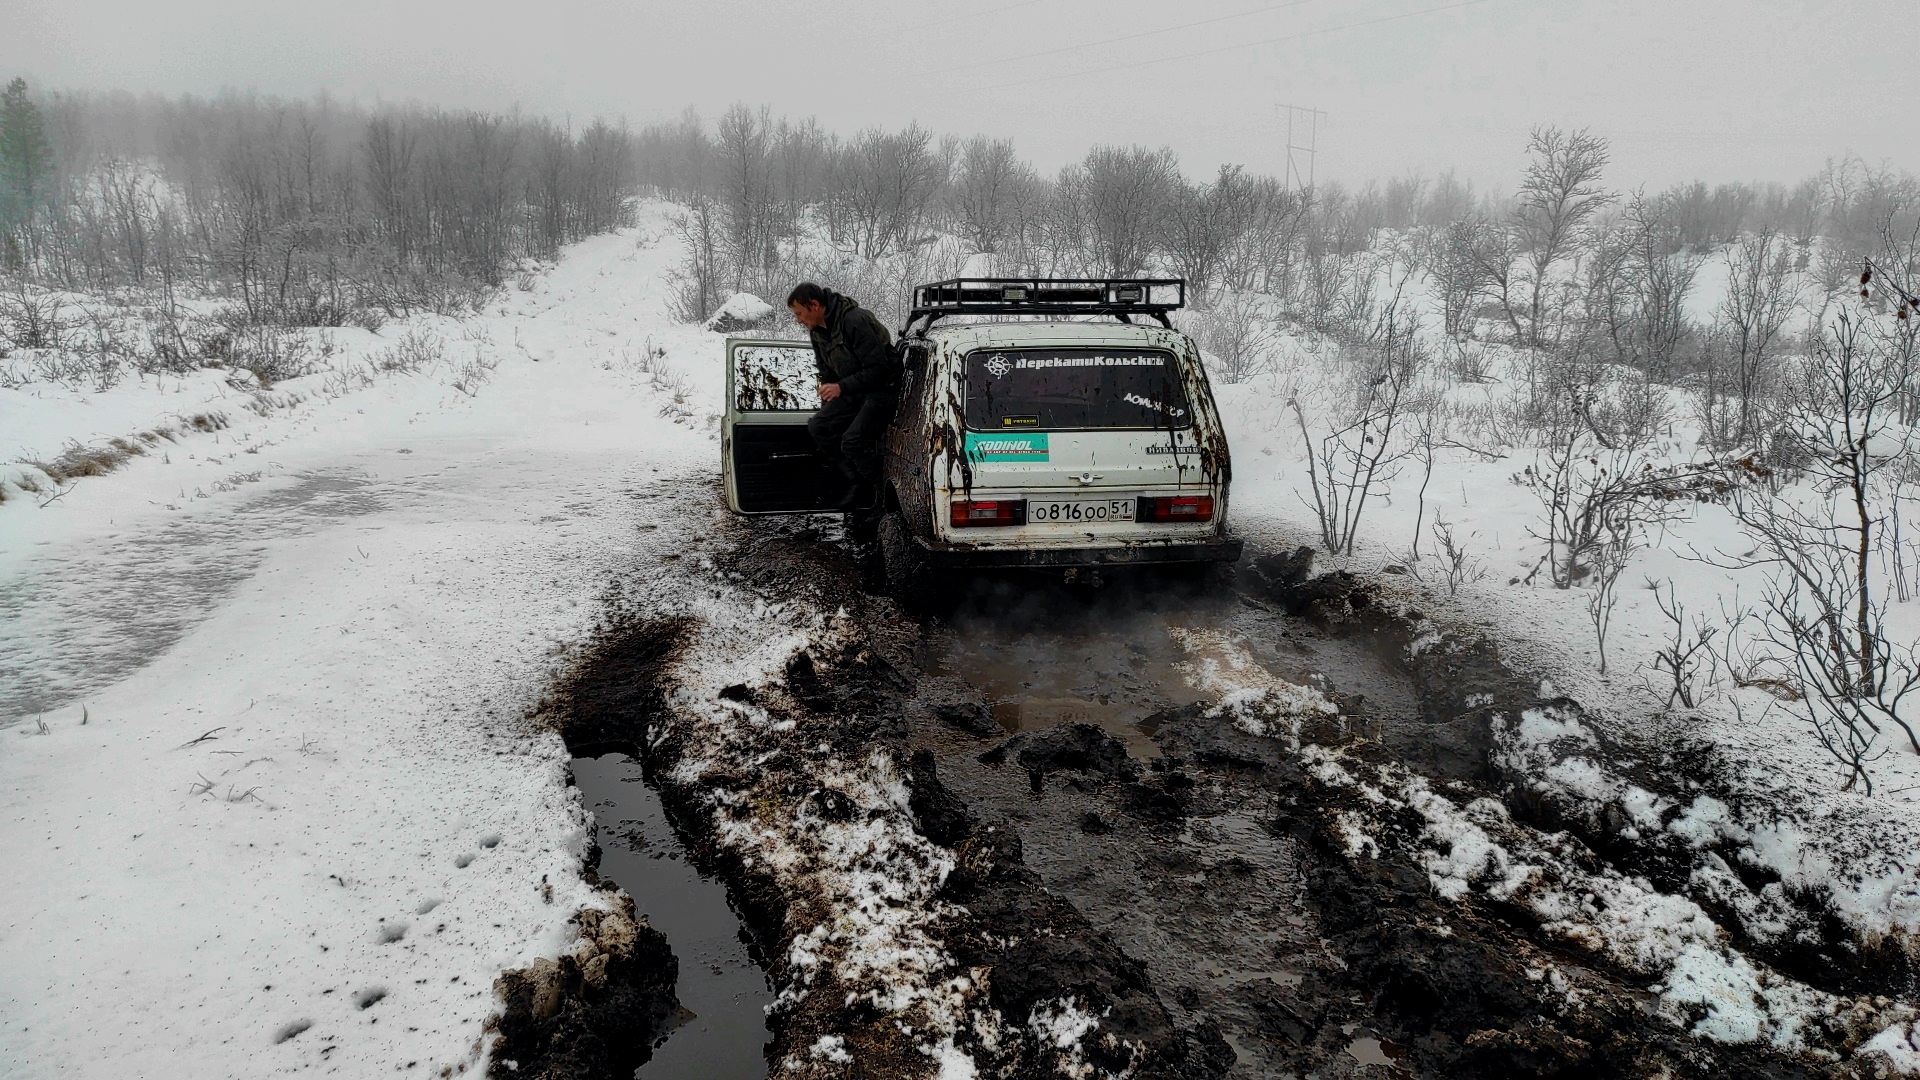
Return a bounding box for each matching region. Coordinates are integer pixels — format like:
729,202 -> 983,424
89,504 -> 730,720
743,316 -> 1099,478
964,432 -> 1050,462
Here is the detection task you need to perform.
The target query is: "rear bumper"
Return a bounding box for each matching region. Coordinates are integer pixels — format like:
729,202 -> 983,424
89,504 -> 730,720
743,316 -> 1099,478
912,535 -> 1243,569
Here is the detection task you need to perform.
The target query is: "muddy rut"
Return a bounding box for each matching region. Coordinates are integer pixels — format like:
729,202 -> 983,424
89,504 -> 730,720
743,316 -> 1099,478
513,504 -> 1910,1079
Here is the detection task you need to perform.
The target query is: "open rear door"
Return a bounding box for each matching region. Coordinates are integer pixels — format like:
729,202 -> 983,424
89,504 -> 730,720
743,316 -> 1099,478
723,338 -> 842,514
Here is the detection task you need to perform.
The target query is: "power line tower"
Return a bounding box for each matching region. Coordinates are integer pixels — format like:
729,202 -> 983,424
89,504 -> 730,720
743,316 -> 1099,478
1277,103 -> 1326,195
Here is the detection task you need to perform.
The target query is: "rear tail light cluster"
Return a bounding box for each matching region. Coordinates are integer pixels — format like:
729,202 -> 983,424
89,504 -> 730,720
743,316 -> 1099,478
1137,495 -> 1214,523
949,496 -> 1214,527
950,499 -> 1027,528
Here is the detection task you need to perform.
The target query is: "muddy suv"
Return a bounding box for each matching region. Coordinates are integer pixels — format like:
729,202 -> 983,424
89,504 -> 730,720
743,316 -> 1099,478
722,278 -> 1241,604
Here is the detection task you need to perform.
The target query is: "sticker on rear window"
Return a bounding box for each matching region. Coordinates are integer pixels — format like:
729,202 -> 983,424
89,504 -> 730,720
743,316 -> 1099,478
965,432 -> 1049,463
965,348 -> 1191,431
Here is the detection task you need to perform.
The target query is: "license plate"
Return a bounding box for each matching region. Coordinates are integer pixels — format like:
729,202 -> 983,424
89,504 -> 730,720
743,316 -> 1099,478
1027,498 -> 1134,524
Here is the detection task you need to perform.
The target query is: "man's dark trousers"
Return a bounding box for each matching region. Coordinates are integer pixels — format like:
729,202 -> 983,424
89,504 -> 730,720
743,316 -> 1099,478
809,390 -> 897,489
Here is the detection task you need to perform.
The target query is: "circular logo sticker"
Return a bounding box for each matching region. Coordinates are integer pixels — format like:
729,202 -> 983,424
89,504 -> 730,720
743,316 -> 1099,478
985,354 -> 1010,378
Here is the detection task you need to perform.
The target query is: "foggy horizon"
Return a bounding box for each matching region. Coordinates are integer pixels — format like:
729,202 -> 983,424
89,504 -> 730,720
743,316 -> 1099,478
9,0 -> 1917,191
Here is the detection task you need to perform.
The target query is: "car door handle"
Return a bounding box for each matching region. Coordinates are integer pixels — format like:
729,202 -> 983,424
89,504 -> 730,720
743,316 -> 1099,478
768,452 -> 814,460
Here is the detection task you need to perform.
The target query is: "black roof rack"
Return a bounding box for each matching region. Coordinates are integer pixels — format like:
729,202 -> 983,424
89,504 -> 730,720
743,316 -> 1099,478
901,277 -> 1185,336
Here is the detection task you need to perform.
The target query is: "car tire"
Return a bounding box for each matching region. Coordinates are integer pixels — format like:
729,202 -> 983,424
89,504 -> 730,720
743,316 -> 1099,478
878,511 -> 941,612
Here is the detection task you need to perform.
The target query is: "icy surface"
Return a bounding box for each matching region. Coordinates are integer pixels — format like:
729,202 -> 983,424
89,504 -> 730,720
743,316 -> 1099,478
0,207 -> 725,1077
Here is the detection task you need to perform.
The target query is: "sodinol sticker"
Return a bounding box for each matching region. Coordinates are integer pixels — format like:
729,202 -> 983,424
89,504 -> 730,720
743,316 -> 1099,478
965,432 -> 1050,462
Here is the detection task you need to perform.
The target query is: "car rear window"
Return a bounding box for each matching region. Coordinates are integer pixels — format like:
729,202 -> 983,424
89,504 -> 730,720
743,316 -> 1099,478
964,348 -> 1191,431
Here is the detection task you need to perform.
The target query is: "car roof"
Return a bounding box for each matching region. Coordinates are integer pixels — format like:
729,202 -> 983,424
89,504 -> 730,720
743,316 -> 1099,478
920,319 -> 1191,354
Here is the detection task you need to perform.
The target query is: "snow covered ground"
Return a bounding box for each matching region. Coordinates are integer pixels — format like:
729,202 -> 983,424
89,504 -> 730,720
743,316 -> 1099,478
0,205 -> 731,1076
4,199 -> 1919,1075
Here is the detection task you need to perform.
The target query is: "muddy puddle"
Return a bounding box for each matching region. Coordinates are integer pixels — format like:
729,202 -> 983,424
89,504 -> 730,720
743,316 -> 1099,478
0,471 -> 386,721
927,569 -> 1417,759
572,753 -> 771,1079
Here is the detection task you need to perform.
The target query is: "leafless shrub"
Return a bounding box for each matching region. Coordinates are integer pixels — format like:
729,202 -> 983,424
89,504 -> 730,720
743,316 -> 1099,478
1292,311 -> 1423,555
451,348 -> 500,398
1585,518 -> 1635,676
1647,580 -> 1719,711
1715,308 -> 1920,793
227,327 -> 317,386
1518,432 -> 1718,588
369,327 -> 446,374
1191,290 -> 1278,384
0,278 -> 72,349
1430,515 -> 1488,596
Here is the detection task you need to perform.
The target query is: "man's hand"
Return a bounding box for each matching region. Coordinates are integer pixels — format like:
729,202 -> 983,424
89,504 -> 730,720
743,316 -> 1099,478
818,382 -> 842,402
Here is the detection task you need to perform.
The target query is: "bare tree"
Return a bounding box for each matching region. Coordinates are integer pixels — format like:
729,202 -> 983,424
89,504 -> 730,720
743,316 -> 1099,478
949,135 -> 1035,257
1165,164 -> 1251,305
1422,215 -> 1491,337
1588,191 -> 1701,378
1514,126 -> 1612,347
1191,289 -> 1277,383
836,123 -> 942,259
1074,144 -> 1177,277
1717,226 -> 1802,444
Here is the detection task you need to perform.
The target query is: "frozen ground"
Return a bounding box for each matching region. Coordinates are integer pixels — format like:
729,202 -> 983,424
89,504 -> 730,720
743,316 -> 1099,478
3,200 -> 1919,1076
0,205 -> 727,1076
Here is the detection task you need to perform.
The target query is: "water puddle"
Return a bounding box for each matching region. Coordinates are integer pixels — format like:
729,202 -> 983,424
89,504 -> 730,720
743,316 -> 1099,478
572,753 -> 771,1079
1345,1029 -> 1409,1073
0,472 -> 386,721
926,570 -> 1405,759
927,575 -> 1228,758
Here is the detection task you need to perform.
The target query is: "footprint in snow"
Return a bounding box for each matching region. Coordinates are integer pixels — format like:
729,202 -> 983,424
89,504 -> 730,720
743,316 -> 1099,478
354,987 -> 388,1010
273,1019 -> 313,1044
377,921 -> 407,944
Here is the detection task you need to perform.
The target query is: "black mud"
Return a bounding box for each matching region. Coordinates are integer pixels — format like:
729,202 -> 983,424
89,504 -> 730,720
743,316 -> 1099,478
486,891 -> 680,1080
539,519 -> 1234,1077
527,513 -> 1899,1078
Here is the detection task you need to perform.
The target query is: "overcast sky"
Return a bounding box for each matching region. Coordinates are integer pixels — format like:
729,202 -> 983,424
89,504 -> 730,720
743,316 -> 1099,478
7,0 -> 1915,191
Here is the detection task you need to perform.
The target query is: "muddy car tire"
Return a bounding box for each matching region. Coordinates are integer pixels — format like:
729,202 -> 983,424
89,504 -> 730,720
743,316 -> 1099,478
879,512 -> 941,611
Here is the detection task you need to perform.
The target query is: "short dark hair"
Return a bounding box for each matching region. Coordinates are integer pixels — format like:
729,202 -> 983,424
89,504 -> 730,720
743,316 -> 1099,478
786,282 -> 830,308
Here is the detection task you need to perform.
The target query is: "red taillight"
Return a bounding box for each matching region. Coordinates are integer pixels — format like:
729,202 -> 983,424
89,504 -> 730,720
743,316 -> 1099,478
950,499 -> 1027,527
1138,495 -> 1214,523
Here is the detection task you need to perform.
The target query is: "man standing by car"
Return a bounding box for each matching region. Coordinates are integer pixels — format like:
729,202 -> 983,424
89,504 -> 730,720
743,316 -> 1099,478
788,282 -> 899,512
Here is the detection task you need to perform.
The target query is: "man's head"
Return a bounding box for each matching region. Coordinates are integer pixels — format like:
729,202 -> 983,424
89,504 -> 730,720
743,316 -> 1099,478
787,282 -> 830,330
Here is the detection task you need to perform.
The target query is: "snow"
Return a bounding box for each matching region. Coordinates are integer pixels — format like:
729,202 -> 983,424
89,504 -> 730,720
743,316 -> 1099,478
1293,742 -> 1909,1060
6,196 -> 1920,1074
704,291 -> 776,331
649,594 -> 987,1076
1216,317 -> 1920,964
0,204 -> 727,1076
1868,1022 -> 1920,1072
1168,627 -> 1338,746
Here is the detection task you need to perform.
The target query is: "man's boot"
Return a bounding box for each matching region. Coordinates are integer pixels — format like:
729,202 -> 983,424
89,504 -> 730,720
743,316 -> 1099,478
831,481 -> 872,512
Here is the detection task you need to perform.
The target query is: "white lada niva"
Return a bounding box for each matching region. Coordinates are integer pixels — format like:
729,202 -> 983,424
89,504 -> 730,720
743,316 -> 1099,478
723,279 -> 1241,606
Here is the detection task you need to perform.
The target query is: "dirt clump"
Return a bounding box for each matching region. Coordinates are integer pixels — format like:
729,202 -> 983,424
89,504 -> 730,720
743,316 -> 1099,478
486,892 -> 679,1080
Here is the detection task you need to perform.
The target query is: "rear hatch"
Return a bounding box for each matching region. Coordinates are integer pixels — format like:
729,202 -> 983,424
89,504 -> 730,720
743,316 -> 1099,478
947,344 -> 1217,541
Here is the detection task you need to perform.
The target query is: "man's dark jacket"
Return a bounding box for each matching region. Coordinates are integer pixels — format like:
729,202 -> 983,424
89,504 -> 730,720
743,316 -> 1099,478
808,291 -> 897,397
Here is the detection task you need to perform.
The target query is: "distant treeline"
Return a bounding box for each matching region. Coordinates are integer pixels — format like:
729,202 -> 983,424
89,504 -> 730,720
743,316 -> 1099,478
0,81 -> 635,324
625,103 -> 1918,324
2,83 -> 1915,347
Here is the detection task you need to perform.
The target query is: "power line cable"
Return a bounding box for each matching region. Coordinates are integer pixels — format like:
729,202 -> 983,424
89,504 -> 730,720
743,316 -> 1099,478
920,0 -> 1051,30
925,0 -> 1319,76
971,0 -> 1498,91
